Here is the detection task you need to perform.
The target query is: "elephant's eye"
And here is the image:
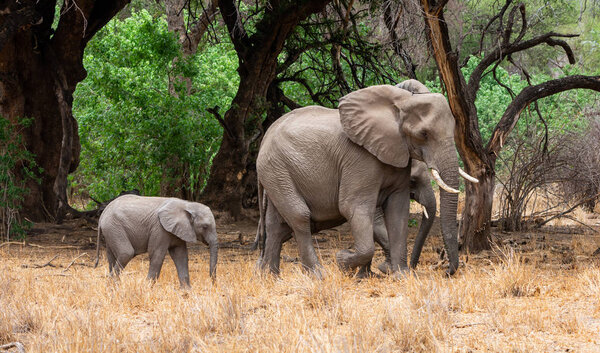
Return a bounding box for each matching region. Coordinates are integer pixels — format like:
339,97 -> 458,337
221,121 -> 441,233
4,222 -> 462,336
420,131 -> 428,139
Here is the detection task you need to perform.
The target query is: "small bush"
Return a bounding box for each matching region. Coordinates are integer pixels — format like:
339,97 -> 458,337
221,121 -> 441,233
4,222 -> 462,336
0,118 -> 39,241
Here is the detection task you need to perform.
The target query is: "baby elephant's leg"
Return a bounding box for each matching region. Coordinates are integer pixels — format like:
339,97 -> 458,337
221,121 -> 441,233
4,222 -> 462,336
147,244 -> 169,282
169,245 -> 190,288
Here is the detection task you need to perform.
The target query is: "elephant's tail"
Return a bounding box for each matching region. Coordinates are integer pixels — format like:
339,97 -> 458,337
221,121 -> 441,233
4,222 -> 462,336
94,226 -> 102,268
251,182 -> 267,254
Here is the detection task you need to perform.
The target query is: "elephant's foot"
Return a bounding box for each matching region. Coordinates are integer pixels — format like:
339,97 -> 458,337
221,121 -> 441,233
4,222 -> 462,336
391,267 -> 411,280
300,263 -> 324,280
335,249 -> 373,275
355,266 -> 383,279
255,257 -> 281,276
377,261 -> 393,275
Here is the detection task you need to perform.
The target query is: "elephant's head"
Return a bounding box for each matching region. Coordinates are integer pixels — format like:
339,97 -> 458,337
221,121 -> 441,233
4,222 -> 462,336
158,200 -> 218,279
338,80 -> 477,275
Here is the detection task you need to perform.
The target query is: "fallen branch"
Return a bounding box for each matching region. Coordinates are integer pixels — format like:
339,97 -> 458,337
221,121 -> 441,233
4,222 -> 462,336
0,342 -> 25,353
0,241 -> 26,249
63,253 -> 88,272
0,241 -> 80,250
536,193 -> 600,229
23,255 -> 59,268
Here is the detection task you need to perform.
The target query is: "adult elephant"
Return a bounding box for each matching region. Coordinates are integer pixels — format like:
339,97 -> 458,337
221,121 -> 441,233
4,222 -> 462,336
253,159 -> 437,277
256,80 -> 477,277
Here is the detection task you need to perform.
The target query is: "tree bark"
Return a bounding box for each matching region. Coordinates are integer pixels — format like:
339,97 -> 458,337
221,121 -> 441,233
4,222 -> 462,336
201,0 -> 330,218
420,0 -> 493,251
0,0 -> 130,221
419,0 -> 600,252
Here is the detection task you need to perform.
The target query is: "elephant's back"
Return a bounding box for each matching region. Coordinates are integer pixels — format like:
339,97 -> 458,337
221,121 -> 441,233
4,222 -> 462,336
263,106 -> 343,144
99,195 -> 167,231
257,106 -> 354,221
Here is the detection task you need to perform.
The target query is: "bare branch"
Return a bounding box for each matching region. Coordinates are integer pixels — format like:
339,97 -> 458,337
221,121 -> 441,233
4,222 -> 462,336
468,31 -> 579,98
218,0 -> 251,55
487,75 -> 600,156
207,105 -> 235,140
383,1 -> 417,79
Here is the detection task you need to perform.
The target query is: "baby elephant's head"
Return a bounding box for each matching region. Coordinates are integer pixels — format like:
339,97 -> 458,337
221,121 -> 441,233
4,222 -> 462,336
158,199 -> 218,280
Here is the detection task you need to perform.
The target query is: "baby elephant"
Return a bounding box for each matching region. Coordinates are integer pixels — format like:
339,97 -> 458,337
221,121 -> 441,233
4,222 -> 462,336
95,195 -> 218,287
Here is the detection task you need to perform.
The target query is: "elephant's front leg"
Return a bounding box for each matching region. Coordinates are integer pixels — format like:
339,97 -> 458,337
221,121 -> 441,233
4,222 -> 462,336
336,207 -> 375,272
168,245 -> 190,288
383,189 -> 410,275
147,244 -> 169,282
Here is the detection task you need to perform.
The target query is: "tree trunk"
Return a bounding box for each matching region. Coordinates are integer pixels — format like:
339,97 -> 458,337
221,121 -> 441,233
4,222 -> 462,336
0,0 -> 130,221
201,62 -> 269,218
201,0 -> 329,218
420,0 -> 493,252
0,35 -> 80,221
460,164 -> 495,251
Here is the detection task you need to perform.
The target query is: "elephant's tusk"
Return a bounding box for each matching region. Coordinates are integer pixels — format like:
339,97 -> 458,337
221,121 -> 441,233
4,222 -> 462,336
422,206 -> 429,219
430,169 -> 460,194
459,168 -> 479,183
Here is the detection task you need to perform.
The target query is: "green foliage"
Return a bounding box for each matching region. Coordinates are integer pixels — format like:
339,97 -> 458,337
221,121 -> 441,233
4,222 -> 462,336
72,10 -> 237,204
0,118 -> 39,241
408,218 -> 418,228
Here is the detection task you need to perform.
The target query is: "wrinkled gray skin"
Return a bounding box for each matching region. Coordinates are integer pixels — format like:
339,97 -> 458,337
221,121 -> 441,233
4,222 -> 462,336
256,80 -> 461,277
362,160 -> 437,276
95,195 -> 218,287
253,159 -> 436,277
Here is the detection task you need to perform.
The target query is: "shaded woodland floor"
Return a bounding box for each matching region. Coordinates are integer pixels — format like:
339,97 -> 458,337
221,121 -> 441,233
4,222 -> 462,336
1,211 -> 600,352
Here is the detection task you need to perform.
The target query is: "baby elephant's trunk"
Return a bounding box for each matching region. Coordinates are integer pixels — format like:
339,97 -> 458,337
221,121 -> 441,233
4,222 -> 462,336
94,227 -> 102,268
208,237 -> 218,281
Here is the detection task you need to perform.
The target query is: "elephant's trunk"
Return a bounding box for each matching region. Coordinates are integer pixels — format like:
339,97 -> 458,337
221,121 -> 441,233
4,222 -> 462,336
208,236 -> 218,281
409,186 -> 436,269
436,145 -> 460,275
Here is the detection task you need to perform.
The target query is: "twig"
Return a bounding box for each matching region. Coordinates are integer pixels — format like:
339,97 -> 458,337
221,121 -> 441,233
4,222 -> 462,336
1,241 -> 80,249
63,253 -> 88,272
536,193 -> 600,228
0,241 -> 26,249
23,255 -> 59,268
453,322 -> 486,329
0,342 -> 25,353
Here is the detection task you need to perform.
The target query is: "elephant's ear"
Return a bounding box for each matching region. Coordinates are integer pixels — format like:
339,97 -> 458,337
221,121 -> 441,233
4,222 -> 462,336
396,79 -> 430,94
339,85 -> 412,168
157,199 -> 197,243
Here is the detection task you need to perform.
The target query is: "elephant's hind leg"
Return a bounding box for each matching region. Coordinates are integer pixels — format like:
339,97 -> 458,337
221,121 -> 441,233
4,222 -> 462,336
106,247 -> 117,275
105,234 -> 135,276
260,201 -> 292,275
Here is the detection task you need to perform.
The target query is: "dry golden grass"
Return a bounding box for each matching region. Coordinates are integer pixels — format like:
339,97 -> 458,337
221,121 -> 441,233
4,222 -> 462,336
1,225 -> 600,352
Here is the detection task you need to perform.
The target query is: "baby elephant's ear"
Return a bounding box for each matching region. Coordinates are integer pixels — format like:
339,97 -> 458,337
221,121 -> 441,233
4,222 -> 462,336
395,79 -> 430,94
339,85 -> 412,168
157,199 -> 197,243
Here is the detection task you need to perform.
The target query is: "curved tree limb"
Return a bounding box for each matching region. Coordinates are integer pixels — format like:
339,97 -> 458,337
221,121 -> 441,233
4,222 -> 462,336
468,31 -> 578,98
487,75 -> 600,157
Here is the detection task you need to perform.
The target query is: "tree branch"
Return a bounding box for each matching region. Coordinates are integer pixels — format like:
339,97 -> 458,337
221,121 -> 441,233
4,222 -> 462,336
487,75 -> 600,156
207,105 -> 234,140
468,31 -> 578,98
383,1 -> 417,79
218,0 -> 251,55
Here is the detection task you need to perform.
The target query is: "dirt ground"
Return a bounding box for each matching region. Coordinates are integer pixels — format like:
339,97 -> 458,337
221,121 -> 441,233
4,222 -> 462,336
2,211 -> 600,352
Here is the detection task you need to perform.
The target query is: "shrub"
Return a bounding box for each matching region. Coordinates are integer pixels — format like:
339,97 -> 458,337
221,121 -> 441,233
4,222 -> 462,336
0,118 -> 39,241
